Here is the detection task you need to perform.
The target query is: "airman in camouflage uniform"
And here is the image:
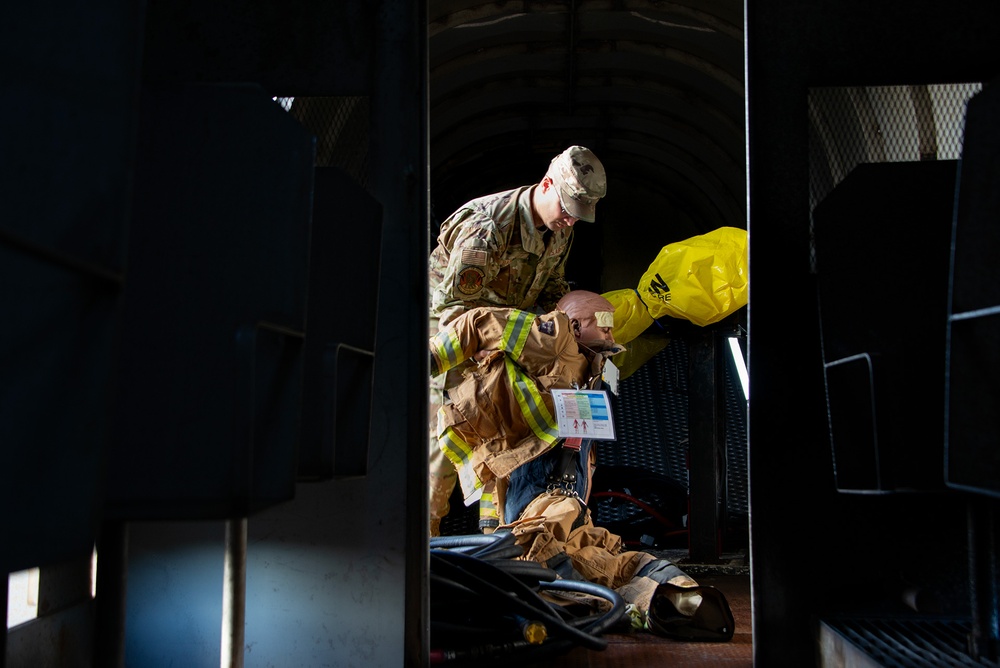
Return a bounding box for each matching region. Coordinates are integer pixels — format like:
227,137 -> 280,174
428,145 -> 608,536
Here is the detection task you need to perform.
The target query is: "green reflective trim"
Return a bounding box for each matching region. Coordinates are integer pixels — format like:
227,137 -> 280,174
505,357 -> 559,444
439,427 -> 484,495
440,426 -> 473,467
432,329 -> 464,372
479,494 -> 498,520
501,310 -> 535,359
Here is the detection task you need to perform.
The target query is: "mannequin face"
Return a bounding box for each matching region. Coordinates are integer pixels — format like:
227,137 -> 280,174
573,316 -> 615,347
536,176 -> 580,232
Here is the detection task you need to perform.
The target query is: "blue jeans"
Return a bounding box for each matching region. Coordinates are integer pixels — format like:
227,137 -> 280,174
504,439 -> 594,523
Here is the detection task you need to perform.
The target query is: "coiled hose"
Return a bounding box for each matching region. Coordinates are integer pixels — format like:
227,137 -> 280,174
430,531 -> 626,665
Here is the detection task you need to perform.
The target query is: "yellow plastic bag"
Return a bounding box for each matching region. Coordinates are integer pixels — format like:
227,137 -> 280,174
603,288 -> 655,346
604,227 -> 748,343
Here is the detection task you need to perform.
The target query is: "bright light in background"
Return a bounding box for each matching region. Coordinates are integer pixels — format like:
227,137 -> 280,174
91,545 -> 98,599
7,568 -> 39,628
729,337 -> 749,400
7,548 -> 98,629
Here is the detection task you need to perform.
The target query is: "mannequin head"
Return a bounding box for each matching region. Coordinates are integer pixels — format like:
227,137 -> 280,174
556,290 -> 615,347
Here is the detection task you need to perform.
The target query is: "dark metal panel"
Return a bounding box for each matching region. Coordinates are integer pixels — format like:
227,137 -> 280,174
945,82 -> 1000,499
140,0 -> 377,96
298,166 -> 383,480
1,1 -> 141,268
0,0 -> 143,574
814,160 -> 956,493
746,0 -> 1000,664
0,250 -> 121,573
238,0 -> 430,664
800,1 -> 1000,87
93,522 -> 128,668
367,1 -> 431,664
688,330 -> 727,563
105,83 -> 315,519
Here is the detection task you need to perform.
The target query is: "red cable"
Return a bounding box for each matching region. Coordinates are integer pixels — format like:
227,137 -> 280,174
590,490 -> 680,529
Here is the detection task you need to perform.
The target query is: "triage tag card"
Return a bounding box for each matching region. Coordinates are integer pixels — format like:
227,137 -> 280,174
603,358 -> 620,396
551,389 -> 616,440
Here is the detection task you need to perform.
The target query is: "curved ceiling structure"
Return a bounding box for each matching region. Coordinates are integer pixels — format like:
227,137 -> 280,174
428,0 -> 746,292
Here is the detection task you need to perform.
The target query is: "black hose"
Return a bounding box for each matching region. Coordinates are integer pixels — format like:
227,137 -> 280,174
430,532 -> 527,562
431,550 -> 566,617
489,559 -> 558,582
430,534 -> 630,665
430,550 -> 608,651
431,531 -> 512,550
430,572 -> 477,598
430,533 -> 507,550
471,544 -> 526,562
539,579 -> 626,636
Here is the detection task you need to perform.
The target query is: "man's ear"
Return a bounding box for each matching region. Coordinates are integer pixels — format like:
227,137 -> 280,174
571,318 -> 582,338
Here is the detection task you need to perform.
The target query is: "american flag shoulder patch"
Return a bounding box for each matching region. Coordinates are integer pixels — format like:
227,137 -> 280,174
461,247 -> 488,267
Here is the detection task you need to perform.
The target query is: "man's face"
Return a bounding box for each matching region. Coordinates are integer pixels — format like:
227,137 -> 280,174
539,177 -> 580,232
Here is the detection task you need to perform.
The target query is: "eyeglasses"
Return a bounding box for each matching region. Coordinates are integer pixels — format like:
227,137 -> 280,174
559,200 -> 578,221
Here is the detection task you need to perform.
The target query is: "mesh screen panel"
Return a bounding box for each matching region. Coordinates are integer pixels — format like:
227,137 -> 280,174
808,83 -> 981,271
277,96 -> 370,188
598,339 -> 691,483
595,338 -> 749,529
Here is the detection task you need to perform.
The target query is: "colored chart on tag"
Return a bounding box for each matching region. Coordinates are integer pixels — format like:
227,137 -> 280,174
551,389 -> 616,440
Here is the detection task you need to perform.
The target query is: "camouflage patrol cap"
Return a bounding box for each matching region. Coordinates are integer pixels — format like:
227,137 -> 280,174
547,146 -> 607,223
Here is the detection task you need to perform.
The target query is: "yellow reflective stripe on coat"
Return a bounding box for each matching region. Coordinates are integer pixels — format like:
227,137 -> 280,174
500,310 -> 535,359
504,357 -> 559,444
479,492 -> 498,522
432,328 -> 465,373
439,426 -> 482,496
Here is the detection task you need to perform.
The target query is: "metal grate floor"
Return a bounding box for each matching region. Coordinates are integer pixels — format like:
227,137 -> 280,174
821,617 -> 1000,667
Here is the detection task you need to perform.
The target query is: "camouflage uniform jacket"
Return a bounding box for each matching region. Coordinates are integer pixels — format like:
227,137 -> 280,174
429,185 -> 574,334
429,306 -> 619,507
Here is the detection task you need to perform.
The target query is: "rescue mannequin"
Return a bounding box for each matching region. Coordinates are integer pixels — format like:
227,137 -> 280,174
429,290 -> 735,640
429,290 -> 619,525
428,146 -> 608,535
